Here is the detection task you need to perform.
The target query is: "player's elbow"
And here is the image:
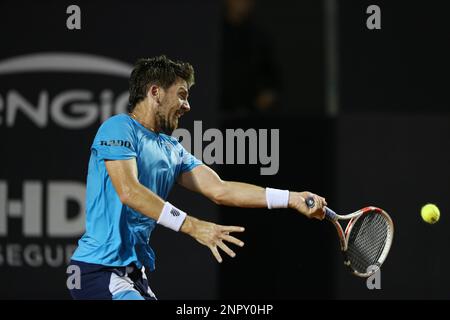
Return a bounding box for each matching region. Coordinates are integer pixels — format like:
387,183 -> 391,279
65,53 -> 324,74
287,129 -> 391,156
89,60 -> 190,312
210,181 -> 229,206
117,185 -> 137,206
117,191 -> 131,205
118,192 -> 131,205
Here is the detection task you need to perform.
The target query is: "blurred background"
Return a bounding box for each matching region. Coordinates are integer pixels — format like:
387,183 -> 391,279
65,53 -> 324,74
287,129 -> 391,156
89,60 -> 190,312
0,0 -> 449,299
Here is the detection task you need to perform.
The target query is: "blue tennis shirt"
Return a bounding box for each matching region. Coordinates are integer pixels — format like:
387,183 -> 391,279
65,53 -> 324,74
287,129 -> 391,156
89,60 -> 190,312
71,114 -> 202,271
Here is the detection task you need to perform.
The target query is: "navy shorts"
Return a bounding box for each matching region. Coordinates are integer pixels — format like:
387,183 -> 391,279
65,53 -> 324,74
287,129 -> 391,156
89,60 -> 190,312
68,260 -> 157,300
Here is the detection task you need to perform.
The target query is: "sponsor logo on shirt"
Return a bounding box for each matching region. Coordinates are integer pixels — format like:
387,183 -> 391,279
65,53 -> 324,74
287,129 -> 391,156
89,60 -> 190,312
100,139 -> 131,148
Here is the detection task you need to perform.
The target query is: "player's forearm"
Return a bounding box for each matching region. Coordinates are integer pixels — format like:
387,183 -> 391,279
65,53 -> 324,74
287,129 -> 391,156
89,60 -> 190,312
120,182 -> 201,237
122,183 -> 206,240
120,182 -> 165,220
215,181 -> 301,211
215,181 -> 268,208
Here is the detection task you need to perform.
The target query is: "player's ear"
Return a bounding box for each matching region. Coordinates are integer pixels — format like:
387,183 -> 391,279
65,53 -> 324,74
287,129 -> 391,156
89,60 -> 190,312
147,85 -> 162,104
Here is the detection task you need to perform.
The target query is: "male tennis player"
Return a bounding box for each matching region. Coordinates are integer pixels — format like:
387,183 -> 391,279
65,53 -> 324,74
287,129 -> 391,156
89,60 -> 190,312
68,55 -> 327,300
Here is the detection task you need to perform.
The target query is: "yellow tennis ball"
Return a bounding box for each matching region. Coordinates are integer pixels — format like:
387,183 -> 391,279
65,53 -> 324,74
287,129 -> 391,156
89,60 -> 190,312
421,204 -> 440,224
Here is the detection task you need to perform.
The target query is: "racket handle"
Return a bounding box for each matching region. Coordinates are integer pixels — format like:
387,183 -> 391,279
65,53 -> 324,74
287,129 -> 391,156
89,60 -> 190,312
305,196 -> 338,221
324,207 -> 338,221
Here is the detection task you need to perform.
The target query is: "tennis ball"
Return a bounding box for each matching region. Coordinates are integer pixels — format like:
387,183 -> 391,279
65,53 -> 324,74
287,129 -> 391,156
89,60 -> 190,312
421,203 -> 440,224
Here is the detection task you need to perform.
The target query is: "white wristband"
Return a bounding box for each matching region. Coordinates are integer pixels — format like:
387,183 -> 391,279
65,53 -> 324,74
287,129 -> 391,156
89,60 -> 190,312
265,188 -> 290,209
157,202 -> 187,232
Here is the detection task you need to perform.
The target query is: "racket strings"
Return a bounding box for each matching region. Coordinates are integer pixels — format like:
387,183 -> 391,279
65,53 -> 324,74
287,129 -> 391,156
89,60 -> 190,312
346,212 -> 389,274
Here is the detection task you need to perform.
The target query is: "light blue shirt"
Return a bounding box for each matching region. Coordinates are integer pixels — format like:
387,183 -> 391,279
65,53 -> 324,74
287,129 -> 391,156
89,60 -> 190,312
71,114 -> 202,271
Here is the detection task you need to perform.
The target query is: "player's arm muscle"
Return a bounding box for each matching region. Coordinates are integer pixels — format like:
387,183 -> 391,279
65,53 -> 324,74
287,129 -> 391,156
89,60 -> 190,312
105,159 -> 165,220
105,159 -> 244,257
178,165 -> 267,208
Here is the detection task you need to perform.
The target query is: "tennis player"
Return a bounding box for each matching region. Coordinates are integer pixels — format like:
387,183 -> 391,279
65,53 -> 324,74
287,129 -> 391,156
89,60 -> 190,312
68,55 -> 327,300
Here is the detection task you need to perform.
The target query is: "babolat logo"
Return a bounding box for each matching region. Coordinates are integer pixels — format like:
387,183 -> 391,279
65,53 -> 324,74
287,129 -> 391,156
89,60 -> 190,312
100,140 -> 131,148
170,208 -> 180,217
0,52 -> 131,129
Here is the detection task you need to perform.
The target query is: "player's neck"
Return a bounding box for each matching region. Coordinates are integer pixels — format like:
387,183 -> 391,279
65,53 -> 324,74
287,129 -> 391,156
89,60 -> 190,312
129,103 -> 157,132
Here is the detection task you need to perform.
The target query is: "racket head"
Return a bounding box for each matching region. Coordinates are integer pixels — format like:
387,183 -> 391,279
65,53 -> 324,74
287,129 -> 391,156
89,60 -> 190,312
343,206 -> 394,277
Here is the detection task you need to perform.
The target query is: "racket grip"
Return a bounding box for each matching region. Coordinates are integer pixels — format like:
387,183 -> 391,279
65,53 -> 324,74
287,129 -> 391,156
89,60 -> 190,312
305,196 -> 337,221
324,207 -> 338,221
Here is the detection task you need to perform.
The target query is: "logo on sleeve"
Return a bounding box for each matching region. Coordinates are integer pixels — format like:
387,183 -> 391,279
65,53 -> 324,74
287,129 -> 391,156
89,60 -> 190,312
100,140 -> 131,148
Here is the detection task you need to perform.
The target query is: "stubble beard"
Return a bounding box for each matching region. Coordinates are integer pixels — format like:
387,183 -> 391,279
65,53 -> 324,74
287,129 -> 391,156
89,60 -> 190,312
155,108 -> 177,135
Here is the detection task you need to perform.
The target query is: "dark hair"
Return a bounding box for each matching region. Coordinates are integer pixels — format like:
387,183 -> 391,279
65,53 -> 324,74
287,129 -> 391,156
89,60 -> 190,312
128,55 -> 195,112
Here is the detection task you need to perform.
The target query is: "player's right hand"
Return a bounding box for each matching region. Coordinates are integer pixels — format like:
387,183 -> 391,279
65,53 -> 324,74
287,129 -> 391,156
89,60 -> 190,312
182,216 -> 245,263
288,191 -> 327,220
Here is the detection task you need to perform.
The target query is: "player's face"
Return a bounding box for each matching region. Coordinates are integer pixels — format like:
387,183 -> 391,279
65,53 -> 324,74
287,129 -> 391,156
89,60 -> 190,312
156,78 -> 190,135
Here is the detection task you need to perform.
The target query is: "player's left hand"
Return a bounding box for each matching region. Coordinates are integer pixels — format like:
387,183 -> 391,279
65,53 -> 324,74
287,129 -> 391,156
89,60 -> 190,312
183,216 -> 245,263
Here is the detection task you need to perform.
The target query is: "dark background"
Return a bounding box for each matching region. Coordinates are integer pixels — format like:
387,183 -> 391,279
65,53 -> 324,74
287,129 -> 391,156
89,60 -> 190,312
0,0 -> 449,300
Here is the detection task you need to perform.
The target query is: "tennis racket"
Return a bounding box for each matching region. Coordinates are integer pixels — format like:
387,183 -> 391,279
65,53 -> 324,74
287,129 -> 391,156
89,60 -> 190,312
305,197 -> 394,277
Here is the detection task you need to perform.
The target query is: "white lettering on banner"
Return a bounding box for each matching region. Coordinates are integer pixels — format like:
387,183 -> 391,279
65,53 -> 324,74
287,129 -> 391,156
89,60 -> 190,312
1,90 -> 128,129
0,180 -> 82,267
0,52 -> 131,129
0,180 -> 85,237
47,182 -> 86,237
0,53 -> 132,77
0,181 -> 42,236
0,244 -> 77,268
0,182 -> 7,236
0,93 -> 4,125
